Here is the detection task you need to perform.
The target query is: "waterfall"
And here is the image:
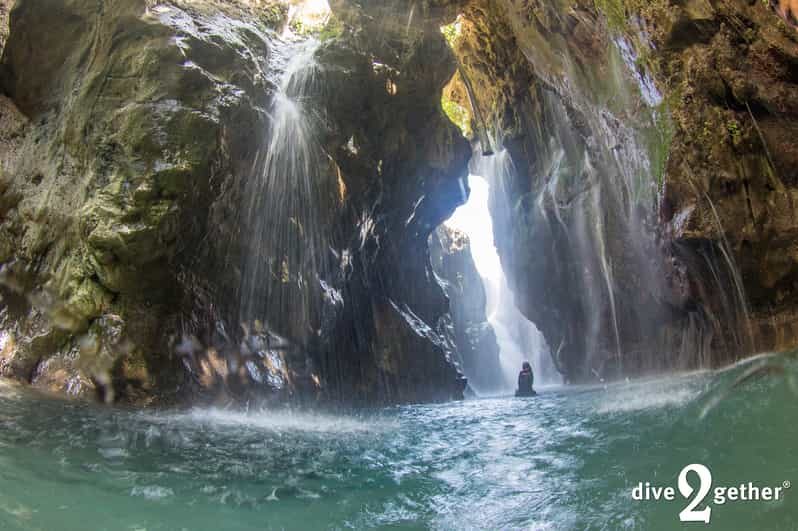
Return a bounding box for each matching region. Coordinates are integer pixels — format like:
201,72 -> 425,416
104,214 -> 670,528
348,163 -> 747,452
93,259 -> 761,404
446,156 -> 561,388
484,267 -> 557,387
477,150 -> 562,386
515,37 -> 755,378
240,37 -> 330,345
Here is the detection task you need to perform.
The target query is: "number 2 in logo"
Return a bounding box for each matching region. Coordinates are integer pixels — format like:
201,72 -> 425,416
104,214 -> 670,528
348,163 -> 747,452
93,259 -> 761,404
678,463 -> 713,523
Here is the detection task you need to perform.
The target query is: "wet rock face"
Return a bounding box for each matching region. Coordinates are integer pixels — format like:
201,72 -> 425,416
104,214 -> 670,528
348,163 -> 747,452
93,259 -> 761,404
649,0 -> 798,354
430,225 -> 504,393
307,2 -> 471,404
0,0 -> 470,404
0,0 -> 278,401
451,0 -> 672,380
449,0 -> 798,380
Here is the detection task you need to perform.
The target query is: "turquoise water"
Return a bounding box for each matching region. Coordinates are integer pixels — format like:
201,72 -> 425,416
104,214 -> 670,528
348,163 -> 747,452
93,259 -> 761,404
0,354 -> 796,530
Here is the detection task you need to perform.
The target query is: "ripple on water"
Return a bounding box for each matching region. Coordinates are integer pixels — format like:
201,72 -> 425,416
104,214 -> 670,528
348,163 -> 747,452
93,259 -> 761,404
130,485 -> 174,500
0,364 -> 796,530
139,407 -> 393,436
99,448 -> 129,460
594,373 -> 708,414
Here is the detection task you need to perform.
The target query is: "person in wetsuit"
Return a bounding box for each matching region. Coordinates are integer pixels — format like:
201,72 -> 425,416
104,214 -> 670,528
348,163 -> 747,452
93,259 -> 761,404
515,361 -> 536,397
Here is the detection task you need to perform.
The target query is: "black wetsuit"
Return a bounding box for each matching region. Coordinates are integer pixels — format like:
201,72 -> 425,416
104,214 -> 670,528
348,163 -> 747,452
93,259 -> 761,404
515,369 -> 536,397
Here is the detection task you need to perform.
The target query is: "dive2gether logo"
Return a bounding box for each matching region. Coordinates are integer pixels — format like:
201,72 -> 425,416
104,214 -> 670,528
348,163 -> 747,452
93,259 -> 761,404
632,463 -> 790,523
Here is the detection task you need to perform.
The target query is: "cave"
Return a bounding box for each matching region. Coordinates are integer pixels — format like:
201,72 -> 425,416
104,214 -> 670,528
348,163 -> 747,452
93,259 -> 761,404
0,0 -> 797,527
1,0 -> 798,404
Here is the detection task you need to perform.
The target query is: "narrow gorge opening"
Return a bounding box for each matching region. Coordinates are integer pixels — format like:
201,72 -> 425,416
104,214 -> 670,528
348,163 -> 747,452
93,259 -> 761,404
435,16 -> 560,393
440,170 -> 560,391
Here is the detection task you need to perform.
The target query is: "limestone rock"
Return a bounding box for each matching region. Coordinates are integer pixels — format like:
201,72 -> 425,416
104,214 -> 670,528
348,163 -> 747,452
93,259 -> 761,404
0,0 -> 470,405
447,0 -> 798,380
430,225 -> 504,393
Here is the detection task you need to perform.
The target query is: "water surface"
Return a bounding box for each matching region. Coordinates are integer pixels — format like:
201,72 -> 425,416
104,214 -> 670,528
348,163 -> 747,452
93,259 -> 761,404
0,355 -> 796,530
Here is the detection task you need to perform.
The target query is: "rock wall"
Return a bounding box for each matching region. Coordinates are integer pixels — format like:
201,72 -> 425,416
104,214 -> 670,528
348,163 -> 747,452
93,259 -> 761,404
641,0 -> 798,355
4,0 -> 793,400
446,0 -> 798,380
0,0 -> 282,402
430,225 -> 504,393
0,0 -> 470,404
305,0 -> 472,404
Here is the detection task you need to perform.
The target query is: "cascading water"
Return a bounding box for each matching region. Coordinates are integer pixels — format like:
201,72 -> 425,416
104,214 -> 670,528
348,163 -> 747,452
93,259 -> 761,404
464,35 -> 757,381
525,39 -> 757,378
438,18 -> 758,383
525,82 -> 654,380
486,258 -> 556,387
446,151 -> 561,388
240,37 -> 331,346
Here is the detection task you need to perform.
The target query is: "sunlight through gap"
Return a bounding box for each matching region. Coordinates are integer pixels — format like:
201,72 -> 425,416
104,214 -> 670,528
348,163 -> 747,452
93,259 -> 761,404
445,175 -> 560,387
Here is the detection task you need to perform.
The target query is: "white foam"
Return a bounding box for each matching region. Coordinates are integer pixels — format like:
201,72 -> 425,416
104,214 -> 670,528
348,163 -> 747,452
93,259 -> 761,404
595,375 -> 703,413
145,407 -> 392,435
596,387 -> 697,413
99,448 -> 129,459
130,486 -> 174,500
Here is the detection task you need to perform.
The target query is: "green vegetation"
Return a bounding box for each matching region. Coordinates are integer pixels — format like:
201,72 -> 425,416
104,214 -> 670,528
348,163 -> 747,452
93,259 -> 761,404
260,3 -> 288,28
650,107 -> 674,187
289,18 -> 311,36
593,0 -> 653,33
702,119 -> 714,140
727,119 -> 742,146
593,0 -> 628,32
319,15 -> 345,41
441,94 -> 472,138
440,19 -> 462,48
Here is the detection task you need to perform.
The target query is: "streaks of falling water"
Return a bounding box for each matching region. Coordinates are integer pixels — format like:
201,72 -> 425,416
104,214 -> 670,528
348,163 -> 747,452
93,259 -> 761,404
703,191 -> 755,354
590,187 -> 623,370
240,38 -> 330,344
509,59 -> 666,378
525,55 -> 755,379
452,146 -> 561,388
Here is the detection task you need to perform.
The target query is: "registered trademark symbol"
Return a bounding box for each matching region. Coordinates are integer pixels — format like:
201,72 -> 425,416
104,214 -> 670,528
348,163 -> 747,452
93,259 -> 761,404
635,465 -> 791,523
